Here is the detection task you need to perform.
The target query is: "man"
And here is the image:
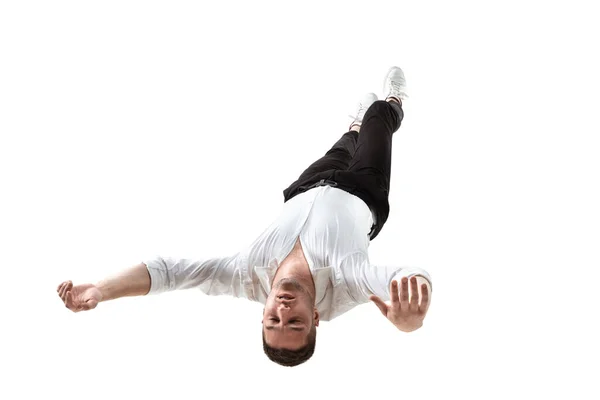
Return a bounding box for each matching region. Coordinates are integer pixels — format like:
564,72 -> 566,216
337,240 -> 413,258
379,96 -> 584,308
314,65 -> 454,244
56,66 -> 433,367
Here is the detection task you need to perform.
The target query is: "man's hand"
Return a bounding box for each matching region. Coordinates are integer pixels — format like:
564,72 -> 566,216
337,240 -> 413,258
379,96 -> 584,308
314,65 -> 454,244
57,280 -> 103,312
369,276 -> 430,332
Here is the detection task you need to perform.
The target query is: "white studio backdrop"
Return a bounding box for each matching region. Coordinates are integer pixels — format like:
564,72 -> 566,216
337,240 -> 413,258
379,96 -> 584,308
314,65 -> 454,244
1,1 -> 599,399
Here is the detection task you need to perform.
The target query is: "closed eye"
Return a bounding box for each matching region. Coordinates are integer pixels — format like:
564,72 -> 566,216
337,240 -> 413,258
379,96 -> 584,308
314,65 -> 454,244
269,318 -> 300,324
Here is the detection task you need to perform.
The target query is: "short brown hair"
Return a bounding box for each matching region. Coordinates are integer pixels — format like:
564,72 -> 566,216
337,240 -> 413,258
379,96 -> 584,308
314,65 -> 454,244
262,324 -> 317,367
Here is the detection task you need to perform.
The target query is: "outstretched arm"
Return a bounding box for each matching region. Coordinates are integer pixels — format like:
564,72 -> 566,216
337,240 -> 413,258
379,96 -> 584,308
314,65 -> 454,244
57,263 -> 151,312
57,254 -> 241,313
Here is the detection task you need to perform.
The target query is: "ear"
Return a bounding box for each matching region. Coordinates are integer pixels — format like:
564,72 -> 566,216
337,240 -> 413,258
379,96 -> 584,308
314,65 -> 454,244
313,309 -> 320,327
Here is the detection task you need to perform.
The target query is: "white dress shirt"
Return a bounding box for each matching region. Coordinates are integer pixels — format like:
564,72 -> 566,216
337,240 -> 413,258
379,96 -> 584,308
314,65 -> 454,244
143,186 -> 432,321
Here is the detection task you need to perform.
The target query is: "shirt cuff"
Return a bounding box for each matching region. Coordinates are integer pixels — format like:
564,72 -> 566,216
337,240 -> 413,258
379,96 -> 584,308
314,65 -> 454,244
391,267 -> 433,292
142,258 -> 170,295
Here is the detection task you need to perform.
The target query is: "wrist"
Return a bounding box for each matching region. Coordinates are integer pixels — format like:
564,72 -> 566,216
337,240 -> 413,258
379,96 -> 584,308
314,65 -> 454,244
95,280 -> 112,302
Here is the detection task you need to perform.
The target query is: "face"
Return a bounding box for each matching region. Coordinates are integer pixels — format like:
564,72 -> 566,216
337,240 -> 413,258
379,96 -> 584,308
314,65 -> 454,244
262,277 -> 319,350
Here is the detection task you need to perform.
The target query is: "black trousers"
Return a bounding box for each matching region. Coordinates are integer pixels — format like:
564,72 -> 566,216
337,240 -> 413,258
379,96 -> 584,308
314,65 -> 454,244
283,100 -> 403,240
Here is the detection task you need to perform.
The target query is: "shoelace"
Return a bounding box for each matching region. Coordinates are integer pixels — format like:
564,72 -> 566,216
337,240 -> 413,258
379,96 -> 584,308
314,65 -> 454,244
348,103 -> 368,122
389,80 -> 408,99
390,80 -> 403,92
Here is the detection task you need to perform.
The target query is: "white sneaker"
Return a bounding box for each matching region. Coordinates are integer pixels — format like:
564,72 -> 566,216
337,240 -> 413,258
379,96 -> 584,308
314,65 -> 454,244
383,66 -> 408,101
349,92 -> 378,129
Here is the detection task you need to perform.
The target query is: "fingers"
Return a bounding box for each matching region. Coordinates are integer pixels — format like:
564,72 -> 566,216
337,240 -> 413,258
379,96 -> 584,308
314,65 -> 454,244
66,291 -> 74,310
390,280 -> 400,304
400,277 -> 409,306
369,295 -> 388,317
57,282 -> 66,297
59,281 -> 73,303
419,283 -> 430,315
58,281 -> 72,295
409,277 -> 419,312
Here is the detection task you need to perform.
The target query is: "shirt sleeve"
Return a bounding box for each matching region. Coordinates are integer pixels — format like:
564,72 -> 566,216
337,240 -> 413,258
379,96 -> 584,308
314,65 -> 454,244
142,254 -> 247,298
340,252 -> 433,303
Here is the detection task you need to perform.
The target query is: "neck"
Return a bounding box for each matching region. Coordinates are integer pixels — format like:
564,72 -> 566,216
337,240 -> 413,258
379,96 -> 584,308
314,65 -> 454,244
272,240 -> 316,299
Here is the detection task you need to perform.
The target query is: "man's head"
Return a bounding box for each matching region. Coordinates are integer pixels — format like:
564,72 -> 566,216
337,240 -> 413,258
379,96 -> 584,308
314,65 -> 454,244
262,277 -> 320,366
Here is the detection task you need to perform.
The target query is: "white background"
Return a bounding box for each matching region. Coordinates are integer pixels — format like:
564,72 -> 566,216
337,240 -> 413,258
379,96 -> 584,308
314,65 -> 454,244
1,0 -> 599,399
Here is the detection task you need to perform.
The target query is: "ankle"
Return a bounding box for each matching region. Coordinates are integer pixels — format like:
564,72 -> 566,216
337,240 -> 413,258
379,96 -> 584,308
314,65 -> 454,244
386,96 -> 402,105
349,123 -> 361,132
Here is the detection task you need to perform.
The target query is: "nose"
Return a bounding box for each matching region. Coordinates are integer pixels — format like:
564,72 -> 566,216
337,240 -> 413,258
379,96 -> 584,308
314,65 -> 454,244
277,303 -> 291,311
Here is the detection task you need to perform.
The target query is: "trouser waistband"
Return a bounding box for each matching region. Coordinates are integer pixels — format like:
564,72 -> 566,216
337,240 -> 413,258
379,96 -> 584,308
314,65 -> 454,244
307,179 -> 338,189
